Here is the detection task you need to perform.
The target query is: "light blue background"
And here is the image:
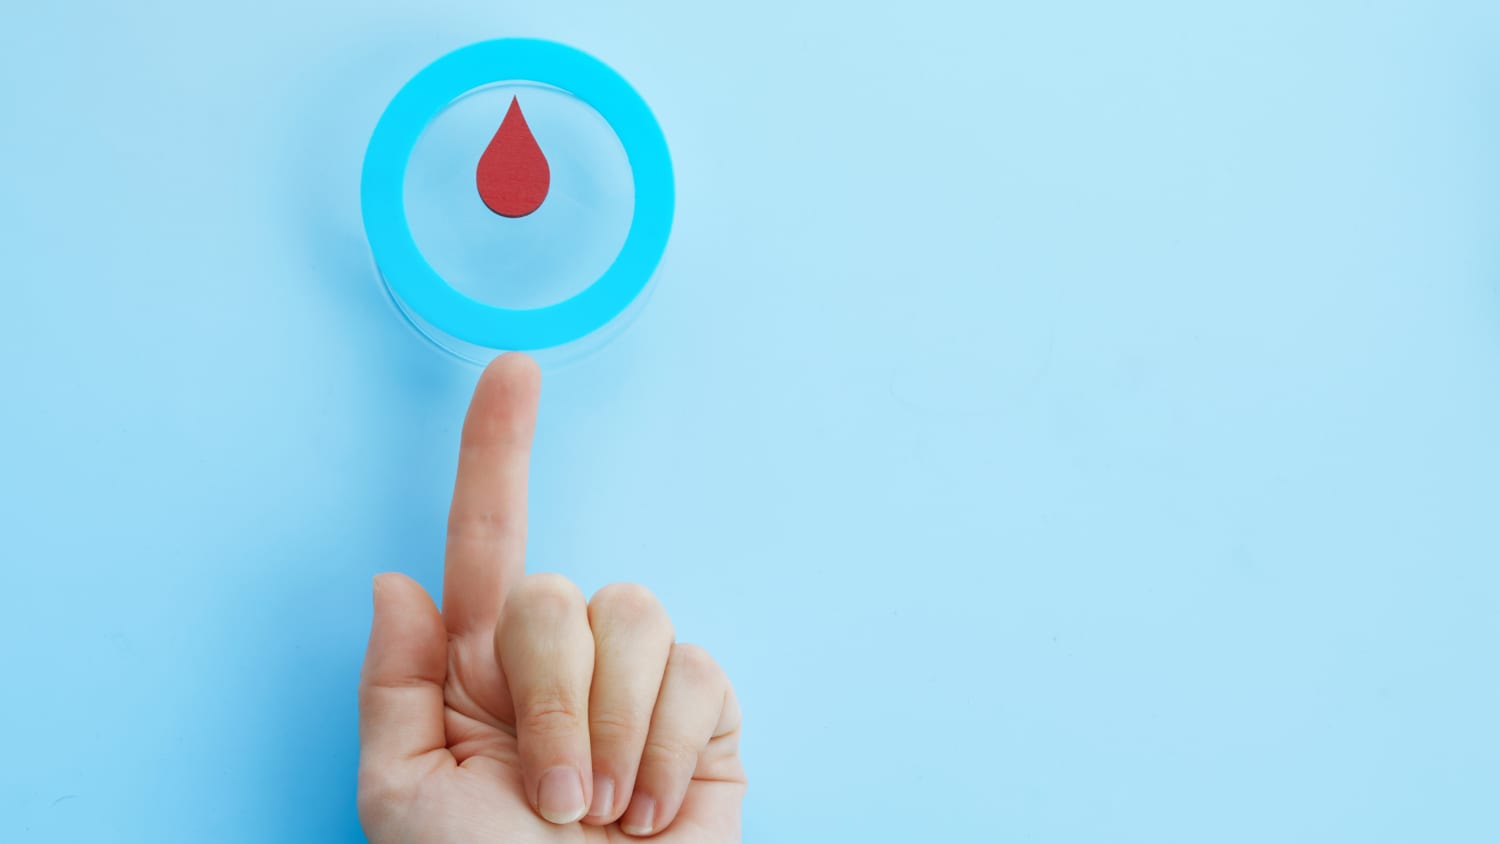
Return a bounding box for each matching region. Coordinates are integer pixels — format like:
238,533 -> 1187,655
2,1 -> 1498,841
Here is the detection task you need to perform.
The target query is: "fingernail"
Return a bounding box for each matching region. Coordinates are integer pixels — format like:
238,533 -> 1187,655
537,766 -> 586,824
621,795 -> 656,836
587,773 -> 614,820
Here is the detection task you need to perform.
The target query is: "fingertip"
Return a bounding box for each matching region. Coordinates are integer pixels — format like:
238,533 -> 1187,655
372,572 -> 425,611
583,772 -> 616,825
620,794 -> 658,837
366,574 -> 444,658
373,570 -> 419,587
462,353 -> 542,452
371,571 -> 401,597
483,352 -> 541,397
536,765 -> 588,824
371,572 -> 393,613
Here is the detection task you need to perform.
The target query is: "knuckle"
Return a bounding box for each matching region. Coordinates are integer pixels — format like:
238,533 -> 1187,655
669,643 -> 722,686
642,735 -> 700,771
513,573 -> 584,614
590,582 -> 658,616
445,507 -> 512,547
520,694 -> 586,737
590,708 -> 649,748
589,582 -> 673,637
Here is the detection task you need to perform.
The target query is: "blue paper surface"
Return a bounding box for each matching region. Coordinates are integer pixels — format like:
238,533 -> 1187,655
2,1 -> 1499,841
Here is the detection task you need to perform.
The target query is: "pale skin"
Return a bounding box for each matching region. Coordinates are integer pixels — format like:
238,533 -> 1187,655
358,353 -> 745,843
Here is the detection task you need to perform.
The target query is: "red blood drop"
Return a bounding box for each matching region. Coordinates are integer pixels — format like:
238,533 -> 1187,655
475,97 -> 551,218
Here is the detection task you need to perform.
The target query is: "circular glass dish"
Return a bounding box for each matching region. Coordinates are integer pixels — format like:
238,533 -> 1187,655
361,39 -> 674,366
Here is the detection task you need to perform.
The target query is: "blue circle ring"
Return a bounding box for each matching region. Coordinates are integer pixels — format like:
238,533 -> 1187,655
361,39 -> 674,350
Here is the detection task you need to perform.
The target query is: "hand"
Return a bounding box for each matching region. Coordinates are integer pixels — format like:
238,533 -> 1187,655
357,354 -> 745,843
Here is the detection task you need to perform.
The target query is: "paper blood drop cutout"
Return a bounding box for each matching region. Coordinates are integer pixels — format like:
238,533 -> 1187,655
476,97 -> 551,218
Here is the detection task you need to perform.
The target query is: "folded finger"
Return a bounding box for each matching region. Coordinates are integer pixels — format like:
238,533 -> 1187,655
621,644 -> 730,837
582,583 -> 674,826
496,573 -> 595,825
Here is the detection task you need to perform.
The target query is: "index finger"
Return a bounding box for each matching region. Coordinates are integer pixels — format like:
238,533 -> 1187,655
441,352 -> 541,637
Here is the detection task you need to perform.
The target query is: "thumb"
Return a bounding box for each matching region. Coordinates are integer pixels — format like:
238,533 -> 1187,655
359,573 -> 449,768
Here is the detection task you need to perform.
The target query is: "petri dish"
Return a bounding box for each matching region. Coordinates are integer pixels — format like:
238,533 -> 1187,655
361,39 -> 674,366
